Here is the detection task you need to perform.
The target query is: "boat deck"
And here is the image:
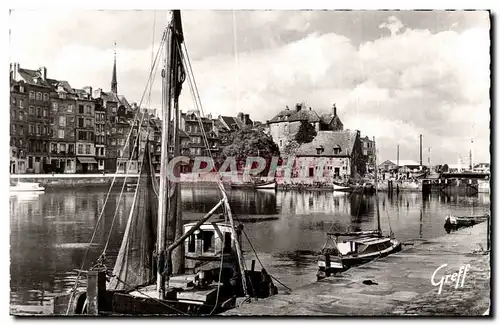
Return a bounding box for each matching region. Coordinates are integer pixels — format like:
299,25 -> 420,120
222,222 -> 490,316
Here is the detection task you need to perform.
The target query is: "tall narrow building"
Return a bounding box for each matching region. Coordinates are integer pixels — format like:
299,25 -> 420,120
111,42 -> 118,94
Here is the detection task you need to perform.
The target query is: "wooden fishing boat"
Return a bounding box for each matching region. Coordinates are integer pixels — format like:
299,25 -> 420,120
317,137 -> 401,280
51,11 -> 277,316
444,213 -> 489,232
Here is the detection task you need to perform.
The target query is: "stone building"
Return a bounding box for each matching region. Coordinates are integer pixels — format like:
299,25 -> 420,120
74,88 -> 97,173
47,79 -> 77,173
268,103 -> 344,153
10,63 -> 52,173
9,78 -> 28,174
293,130 -> 365,183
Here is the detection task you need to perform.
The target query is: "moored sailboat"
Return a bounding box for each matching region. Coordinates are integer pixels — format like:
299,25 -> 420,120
317,137 -> 401,279
51,11 -> 277,316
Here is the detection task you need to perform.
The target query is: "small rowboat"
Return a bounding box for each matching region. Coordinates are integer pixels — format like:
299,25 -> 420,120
254,181 -> 276,190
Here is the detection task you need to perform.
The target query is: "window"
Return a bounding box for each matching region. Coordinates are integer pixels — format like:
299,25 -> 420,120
29,106 -> 34,115
79,105 -> 84,114
69,144 -> 75,154
112,106 -> 117,113
78,144 -> 83,154
43,108 -> 48,117
36,107 -> 41,117
29,91 -> 35,99
18,112 -> 23,121
51,143 -> 57,153
78,131 -> 87,141
19,125 -> 24,135
85,118 -> 92,127
333,147 -> 341,155
43,94 -> 48,101
112,127 -> 116,134
59,92 -> 66,99
111,139 -> 117,146
52,102 -> 58,110
36,92 -> 41,100
29,124 -> 33,134
36,124 -> 41,134
67,104 -> 73,112
78,118 -> 84,128
19,86 -> 24,93
69,116 -> 75,124
12,98 -> 16,106
85,145 -> 91,154
59,116 -> 66,127
19,100 -> 24,108
58,130 -> 65,139
60,143 -> 66,152
43,126 -> 47,135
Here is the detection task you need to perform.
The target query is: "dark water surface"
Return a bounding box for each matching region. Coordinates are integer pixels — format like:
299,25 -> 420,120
10,186 -> 490,307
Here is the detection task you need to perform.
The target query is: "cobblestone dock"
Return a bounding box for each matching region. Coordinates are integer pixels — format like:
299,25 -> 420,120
223,222 -> 490,316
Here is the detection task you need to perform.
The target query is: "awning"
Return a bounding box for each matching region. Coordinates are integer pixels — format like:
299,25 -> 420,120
77,157 -> 98,164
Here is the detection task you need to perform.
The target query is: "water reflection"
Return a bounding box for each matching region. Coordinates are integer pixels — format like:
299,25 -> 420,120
10,187 -> 490,307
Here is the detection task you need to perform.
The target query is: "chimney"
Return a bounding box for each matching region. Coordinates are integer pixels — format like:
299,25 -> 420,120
244,114 -> 249,125
333,103 -> 337,116
93,88 -> 103,99
84,86 -> 93,98
237,112 -> 244,121
12,63 -> 20,81
295,103 -> 302,112
39,66 -> 47,80
207,113 -> 212,120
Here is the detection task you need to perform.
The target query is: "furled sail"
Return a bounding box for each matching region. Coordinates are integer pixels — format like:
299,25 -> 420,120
108,141 -> 158,290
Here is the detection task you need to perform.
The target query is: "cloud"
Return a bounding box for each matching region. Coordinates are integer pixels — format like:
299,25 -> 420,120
378,16 -> 404,36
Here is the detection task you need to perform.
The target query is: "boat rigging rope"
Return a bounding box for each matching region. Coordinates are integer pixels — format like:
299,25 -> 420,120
240,228 -> 292,293
65,33 -> 167,315
208,208 -> 228,315
101,110 -> 149,254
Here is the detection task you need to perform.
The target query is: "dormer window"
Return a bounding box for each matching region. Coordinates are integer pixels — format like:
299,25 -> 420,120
316,145 -> 324,155
333,145 -> 341,155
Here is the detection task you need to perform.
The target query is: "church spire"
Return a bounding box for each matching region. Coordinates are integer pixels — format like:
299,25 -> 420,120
111,42 -> 117,94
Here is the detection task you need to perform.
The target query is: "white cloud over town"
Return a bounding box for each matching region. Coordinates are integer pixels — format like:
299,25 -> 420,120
9,10 -> 490,164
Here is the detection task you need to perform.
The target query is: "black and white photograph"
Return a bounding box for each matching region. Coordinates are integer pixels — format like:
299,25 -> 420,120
7,5 -> 492,317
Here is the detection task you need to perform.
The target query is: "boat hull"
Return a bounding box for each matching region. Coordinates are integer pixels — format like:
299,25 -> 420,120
254,181 -> 276,190
317,239 -> 402,278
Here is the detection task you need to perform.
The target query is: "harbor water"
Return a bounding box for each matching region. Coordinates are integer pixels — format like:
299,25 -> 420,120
9,186 -> 490,308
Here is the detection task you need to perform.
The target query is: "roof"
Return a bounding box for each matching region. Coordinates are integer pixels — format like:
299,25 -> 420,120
269,105 -> 321,124
17,68 -> 51,87
118,95 -> 131,109
288,109 -> 321,123
268,108 -> 295,123
100,91 -> 119,103
296,130 -> 358,157
220,116 -> 244,130
380,160 -> 420,167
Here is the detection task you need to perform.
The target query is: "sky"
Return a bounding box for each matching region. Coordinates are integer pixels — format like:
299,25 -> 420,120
9,9 -> 491,165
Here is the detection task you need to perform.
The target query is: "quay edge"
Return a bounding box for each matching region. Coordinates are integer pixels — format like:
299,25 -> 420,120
222,222 -> 490,316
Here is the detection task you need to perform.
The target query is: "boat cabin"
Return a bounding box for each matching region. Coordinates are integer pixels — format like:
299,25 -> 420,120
183,222 -> 242,273
337,236 -> 392,256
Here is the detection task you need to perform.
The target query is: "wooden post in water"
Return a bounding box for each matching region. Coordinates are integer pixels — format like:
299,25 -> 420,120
87,268 -> 106,315
373,137 -> 381,234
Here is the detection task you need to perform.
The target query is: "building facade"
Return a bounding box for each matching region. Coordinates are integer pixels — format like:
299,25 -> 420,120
75,89 -> 97,173
9,79 -> 28,174
292,130 -> 365,183
10,64 -> 53,174
47,80 -> 77,173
